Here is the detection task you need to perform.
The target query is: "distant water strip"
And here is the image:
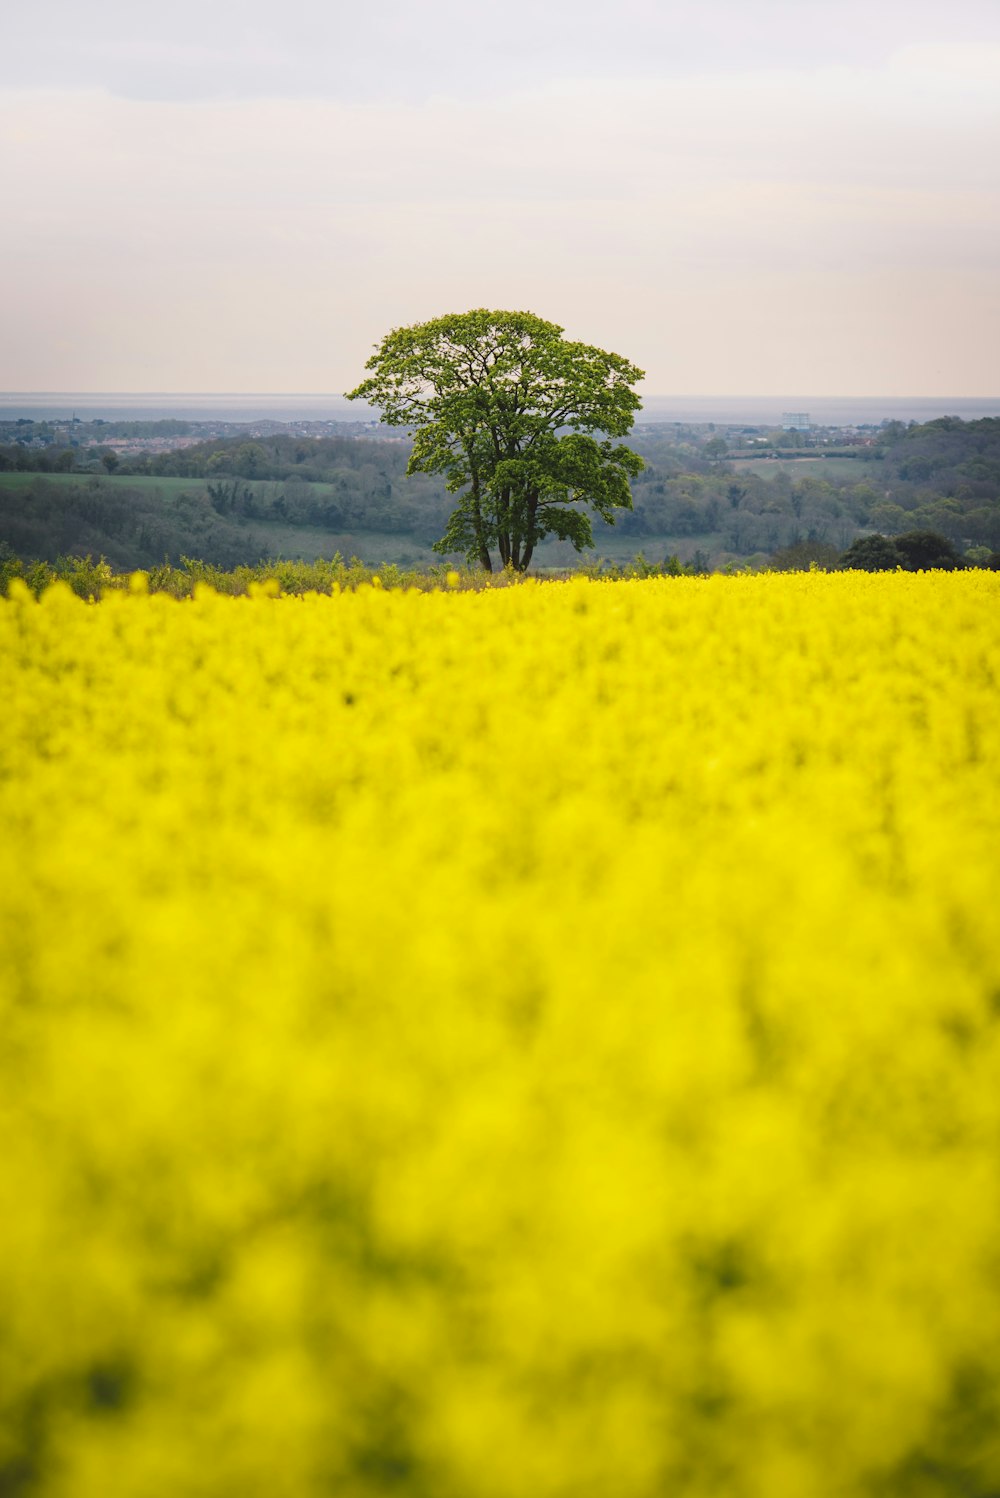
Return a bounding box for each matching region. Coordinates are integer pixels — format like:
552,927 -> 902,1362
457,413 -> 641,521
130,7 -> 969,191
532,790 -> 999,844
1,393 -> 997,425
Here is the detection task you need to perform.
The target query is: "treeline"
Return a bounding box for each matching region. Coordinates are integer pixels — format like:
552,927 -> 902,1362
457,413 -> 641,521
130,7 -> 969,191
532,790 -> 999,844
609,417 -> 1000,554
0,432 -> 407,483
0,478 -> 276,570
199,465 -> 450,540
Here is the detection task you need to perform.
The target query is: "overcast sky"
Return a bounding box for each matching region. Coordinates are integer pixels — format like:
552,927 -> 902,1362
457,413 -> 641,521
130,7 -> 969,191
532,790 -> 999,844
2,0 -> 998,397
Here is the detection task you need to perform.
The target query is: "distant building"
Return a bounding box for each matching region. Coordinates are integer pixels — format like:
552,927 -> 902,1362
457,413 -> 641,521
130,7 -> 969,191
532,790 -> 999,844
783,412 -> 811,431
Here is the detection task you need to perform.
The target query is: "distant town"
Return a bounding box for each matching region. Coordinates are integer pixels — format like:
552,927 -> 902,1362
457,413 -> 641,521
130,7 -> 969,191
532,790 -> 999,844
1,411 -> 886,461
1,415 -> 386,455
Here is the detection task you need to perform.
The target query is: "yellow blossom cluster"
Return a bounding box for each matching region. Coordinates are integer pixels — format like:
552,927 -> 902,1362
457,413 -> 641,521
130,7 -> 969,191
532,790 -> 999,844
1,571 -> 999,1497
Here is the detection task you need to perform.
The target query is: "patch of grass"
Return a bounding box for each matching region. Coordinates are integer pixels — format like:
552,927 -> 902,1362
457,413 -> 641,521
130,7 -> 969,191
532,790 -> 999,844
727,457 -> 876,482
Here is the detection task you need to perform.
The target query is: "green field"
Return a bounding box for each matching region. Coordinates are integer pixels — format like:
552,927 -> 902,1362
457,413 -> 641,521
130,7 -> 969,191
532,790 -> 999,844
0,471 -> 209,496
257,525 -> 442,565
0,472 -> 323,502
727,456 -> 875,482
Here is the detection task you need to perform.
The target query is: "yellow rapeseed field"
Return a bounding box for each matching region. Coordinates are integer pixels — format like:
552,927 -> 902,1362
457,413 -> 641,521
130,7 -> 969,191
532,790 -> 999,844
1,570 -> 999,1497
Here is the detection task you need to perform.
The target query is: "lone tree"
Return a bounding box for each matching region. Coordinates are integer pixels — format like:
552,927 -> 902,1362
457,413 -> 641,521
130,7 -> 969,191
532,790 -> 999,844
346,309 -> 644,571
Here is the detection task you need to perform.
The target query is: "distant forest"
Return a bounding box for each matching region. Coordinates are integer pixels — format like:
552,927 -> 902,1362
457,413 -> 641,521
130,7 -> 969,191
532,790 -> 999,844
2,416 -> 998,571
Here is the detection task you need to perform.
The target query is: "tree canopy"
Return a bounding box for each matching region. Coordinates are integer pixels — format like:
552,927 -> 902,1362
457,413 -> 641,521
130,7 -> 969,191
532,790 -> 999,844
839,530 -> 966,572
346,309 -> 645,571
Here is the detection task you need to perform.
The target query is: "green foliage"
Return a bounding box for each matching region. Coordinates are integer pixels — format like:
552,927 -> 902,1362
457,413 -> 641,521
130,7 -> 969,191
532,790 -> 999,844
893,529 -> 964,571
839,530 -> 965,572
0,461 -> 454,570
10,476 -> 275,569
839,535 -> 907,571
347,309 -> 645,571
0,552 -> 509,599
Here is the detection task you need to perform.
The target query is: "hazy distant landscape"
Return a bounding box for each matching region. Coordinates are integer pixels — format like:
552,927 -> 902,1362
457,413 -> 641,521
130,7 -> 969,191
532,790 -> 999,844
3,402 -> 998,576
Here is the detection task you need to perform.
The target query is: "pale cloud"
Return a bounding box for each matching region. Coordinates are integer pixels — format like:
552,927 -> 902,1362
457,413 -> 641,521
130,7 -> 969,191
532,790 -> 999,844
1,9 -> 998,396
5,0 -> 1000,101
889,41 -> 1000,83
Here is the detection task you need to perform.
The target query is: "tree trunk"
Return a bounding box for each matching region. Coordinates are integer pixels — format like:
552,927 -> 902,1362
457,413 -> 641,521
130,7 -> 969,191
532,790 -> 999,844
519,490 -> 539,570
469,470 -> 492,571
496,485 -> 513,568
467,464 -> 494,569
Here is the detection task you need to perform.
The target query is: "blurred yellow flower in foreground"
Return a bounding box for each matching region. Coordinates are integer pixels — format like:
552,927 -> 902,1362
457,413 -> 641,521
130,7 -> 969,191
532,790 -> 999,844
0,571 -> 998,1497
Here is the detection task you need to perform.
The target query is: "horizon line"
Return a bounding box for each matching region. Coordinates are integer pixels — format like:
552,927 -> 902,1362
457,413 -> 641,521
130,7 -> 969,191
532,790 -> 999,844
3,391 -> 998,402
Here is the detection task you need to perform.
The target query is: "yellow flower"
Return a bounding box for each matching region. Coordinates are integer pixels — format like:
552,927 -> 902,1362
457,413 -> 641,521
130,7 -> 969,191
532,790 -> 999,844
1,570 -> 998,1496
